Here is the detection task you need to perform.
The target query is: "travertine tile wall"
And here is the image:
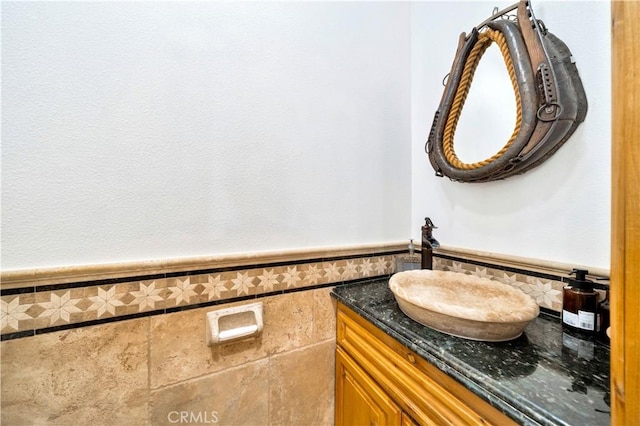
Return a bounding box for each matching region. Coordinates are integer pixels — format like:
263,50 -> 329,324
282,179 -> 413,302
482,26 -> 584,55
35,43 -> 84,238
1,316 -> 149,425
1,245 -> 607,426
1,246 -> 401,425
1,287 -> 337,426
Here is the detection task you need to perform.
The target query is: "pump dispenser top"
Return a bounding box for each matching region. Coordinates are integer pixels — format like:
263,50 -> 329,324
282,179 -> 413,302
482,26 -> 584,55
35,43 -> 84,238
567,269 -> 595,291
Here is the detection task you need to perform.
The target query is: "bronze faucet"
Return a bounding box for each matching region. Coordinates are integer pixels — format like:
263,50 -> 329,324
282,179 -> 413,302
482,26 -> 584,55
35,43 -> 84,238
421,217 -> 440,270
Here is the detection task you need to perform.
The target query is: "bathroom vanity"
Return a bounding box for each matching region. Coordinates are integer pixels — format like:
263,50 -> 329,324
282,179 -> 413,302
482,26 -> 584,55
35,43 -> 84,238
332,278 -> 611,426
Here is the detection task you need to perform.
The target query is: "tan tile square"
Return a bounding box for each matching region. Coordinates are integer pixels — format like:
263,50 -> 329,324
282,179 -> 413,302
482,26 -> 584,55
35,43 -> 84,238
1,317 -> 148,425
153,278 -> 170,289
118,291 -> 136,306
69,311 -> 87,324
79,310 -> 98,323
189,274 -> 208,284
116,304 -> 139,316
34,316 -> 51,330
261,291 -> 315,355
26,303 -> 45,319
160,297 -> 177,310
75,297 -> 93,312
312,287 -> 337,342
150,359 -> 269,426
487,268 -> 505,280
461,262 -> 476,273
69,288 -> 86,300
270,341 -> 335,426
219,271 -> 238,282
35,292 -> 52,304
83,286 -> 99,298
246,267 -> 264,278
153,297 -> 173,311
17,293 -> 36,304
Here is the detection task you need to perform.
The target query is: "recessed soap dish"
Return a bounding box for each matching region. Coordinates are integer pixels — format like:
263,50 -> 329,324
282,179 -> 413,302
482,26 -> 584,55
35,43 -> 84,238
205,302 -> 263,346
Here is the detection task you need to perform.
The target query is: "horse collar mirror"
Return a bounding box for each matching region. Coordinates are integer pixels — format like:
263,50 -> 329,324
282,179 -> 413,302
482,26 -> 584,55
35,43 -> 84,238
426,0 -> 587,183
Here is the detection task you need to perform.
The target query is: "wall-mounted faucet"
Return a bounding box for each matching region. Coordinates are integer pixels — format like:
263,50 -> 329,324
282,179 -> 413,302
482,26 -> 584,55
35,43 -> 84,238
421,217 -> 440,270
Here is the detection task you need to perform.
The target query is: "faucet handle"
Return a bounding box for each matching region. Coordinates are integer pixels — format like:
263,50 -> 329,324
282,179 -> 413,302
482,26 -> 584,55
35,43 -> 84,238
424,217 -> 438,228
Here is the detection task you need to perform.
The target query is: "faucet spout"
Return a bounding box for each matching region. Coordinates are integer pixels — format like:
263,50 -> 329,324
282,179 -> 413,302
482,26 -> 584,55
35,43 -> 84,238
421,217 -> 439,270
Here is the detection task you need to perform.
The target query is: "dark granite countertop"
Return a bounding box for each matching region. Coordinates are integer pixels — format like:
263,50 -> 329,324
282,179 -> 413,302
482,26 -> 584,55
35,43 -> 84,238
331,278 -> 610,426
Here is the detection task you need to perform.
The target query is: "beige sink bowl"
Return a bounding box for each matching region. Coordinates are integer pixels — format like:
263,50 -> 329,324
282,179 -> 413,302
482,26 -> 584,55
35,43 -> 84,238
389,270 -> 539,342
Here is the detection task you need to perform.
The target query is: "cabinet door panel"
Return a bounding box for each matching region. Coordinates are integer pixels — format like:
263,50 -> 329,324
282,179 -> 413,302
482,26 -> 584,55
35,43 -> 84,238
337,304 -> 516,425
401,413 -> 418,426
336,347 -> 402,426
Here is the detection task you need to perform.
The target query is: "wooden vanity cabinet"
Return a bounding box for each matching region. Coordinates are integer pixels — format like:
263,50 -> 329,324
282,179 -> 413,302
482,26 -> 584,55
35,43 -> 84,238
335,302 -> 516,426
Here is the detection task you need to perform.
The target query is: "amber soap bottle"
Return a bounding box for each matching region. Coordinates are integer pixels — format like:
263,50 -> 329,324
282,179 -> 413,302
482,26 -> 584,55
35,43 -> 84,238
562,269 -> 598,336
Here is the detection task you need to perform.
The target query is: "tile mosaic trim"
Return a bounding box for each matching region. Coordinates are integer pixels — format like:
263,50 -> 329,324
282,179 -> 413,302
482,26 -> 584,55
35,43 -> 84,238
1,252 -> 401,340
432,256 -> 564,312
1,244 -> 609,341
433,253 -> 608,314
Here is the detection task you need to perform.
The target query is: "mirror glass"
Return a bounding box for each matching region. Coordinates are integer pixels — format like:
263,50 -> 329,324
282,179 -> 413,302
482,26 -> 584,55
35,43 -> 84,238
453,44 -> 518,164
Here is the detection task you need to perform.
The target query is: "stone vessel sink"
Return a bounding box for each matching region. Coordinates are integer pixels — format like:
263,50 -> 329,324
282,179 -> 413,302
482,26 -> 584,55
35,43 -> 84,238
389,270 -> 539,342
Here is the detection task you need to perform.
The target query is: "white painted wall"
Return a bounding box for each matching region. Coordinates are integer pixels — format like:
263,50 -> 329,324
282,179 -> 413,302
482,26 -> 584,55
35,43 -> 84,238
1,2 -> 412,270
411,1 -> 611,270
2,1 -> 611,272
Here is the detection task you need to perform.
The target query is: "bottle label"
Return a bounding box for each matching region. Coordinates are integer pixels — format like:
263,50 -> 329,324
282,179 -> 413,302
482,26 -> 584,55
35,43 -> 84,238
563,309 -> 595,331
563,310 -> 579,327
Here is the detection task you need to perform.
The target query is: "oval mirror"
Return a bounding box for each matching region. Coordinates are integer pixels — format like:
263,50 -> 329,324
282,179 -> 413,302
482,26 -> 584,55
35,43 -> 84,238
453,43 -> 518,164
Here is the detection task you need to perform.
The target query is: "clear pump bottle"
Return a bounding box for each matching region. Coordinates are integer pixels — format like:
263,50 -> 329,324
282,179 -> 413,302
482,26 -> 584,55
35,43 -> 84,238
395,240 -> 421,272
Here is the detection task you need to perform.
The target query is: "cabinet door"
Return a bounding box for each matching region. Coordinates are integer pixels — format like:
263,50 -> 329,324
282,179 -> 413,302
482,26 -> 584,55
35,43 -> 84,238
401,413 -> 418,426
337,304 -> 516,425
335,347 -> 402,426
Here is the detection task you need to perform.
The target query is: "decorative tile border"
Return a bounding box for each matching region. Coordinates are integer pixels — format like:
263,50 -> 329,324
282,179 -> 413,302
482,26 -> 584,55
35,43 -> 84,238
1,253 -> 400,340
433,252 -> 609,314
433,256 -> 564,312
1,243 -> 609,341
